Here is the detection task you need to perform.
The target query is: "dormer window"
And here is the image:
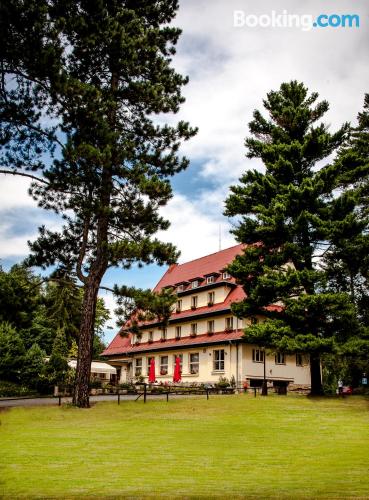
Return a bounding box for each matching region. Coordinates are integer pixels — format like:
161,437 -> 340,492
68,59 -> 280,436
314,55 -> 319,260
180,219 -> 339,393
177,284 -> 184,293
206,275 -> 214,284
191,280 -> 199,289
222,271 -> 231,280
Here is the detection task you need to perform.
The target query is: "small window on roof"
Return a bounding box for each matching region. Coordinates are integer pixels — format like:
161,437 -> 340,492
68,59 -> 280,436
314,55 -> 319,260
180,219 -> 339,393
206,276 -> 214,284
191,280 -> 199,289
222,271 -> 231,280
177,284 -> 184,292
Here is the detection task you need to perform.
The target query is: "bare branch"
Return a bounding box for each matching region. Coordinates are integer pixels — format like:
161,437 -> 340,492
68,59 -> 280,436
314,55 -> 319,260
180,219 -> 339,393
0,169 -> 49,185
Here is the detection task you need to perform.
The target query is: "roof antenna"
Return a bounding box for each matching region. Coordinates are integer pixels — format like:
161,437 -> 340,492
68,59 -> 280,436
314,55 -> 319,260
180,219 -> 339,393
219,224 -> 222,251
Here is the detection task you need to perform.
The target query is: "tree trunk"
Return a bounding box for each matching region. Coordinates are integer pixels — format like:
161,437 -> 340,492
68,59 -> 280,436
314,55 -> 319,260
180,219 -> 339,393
310,353 -> 323,395
73,277 -> 101,407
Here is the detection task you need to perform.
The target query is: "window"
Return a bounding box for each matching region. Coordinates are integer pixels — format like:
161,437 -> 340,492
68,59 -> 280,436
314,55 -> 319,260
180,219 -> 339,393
147,357 -> 154,375
275,353 -> 285,365
225,317 -> 233,331
213,349 -> 225,371
177,284 -> 184,293
252,349 -> 265,363
189,353 -> 199,374
251,317 -> 258,325
161,327 -> 167,340
160,356 -> 168,375
191,280 -> 199,289
296,353 -> 303,366
175,326 -> 181,339
206,275 -> 214,284
176,300 -> 182,312
208,291 -> 215,305
191,296 -> 198,309
148,331 -> 153,342
207,320 -> 215,333
135,358 -> 142,376
173,354 -> 183,371
191,323 -> 197,336
222,271 -> 231,279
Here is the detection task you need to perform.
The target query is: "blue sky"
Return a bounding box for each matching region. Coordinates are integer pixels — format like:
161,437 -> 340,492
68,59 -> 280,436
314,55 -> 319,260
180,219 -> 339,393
1,0 -> 368,343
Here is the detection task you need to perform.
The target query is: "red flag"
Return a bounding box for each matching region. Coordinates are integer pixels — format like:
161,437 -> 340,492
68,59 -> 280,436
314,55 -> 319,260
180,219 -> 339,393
173,356 -> 181,383
148,358 -> 156,383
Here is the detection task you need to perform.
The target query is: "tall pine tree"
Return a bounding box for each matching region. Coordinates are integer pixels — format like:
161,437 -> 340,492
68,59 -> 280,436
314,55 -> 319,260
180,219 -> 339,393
0,1 -> 196,406
224,81 -> 358,395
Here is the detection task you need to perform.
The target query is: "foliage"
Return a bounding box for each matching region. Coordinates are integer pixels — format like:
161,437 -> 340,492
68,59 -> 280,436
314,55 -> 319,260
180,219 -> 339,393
224,81 -> 361,394
0,380 -> 34,397
21,343 -> 46,390
0,264 -> 41,331
0,322 -> 26,383
0,0 -> 196,406
216,376 -> 229,388
114,285 -> 177,335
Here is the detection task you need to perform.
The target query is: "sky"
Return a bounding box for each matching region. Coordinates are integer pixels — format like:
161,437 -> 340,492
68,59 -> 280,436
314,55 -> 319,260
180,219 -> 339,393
1,0 -> 368,343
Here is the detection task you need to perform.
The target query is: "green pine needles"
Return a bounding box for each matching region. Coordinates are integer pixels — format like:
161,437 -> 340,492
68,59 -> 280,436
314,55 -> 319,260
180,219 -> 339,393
225,81 -> 368,395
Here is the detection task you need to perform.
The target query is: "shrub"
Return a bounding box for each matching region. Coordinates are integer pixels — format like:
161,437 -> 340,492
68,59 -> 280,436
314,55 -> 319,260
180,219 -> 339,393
0,380 -> 35,397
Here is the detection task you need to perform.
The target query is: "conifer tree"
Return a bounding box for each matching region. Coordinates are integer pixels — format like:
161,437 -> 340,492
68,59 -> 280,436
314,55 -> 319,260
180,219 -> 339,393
0,1 -> 196,406
322,94 -> 369,381
224,81 -> 358,395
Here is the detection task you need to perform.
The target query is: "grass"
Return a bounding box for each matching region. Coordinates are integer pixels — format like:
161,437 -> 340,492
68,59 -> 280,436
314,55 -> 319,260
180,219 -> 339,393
1,394 -> 369,499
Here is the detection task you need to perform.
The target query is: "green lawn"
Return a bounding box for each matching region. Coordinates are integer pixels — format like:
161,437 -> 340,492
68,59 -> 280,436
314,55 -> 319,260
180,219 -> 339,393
1,395 -> 369,499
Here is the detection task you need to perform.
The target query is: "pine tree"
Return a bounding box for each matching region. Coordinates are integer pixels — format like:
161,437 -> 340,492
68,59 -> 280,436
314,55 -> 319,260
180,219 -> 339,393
0,1 -> 196,406
224,81 -> 359,395
322,94 -> 369,383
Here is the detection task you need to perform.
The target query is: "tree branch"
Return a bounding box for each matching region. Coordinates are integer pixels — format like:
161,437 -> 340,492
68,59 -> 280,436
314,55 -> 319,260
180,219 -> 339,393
0,169 -> 49,185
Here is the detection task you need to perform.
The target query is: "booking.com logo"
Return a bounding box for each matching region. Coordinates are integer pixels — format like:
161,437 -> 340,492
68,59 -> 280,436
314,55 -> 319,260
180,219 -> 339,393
233,10 -> 360,31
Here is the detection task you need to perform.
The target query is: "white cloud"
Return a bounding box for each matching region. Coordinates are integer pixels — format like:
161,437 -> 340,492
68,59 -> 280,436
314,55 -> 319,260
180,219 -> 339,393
0,224 -> 36,258
172,0 -> 369,185
159,193 -> 236,263
0,176 -> 38,210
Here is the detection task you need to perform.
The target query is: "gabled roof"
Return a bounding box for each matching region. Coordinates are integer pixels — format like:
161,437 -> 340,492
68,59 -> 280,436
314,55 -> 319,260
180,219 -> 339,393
153,244 -> 244,291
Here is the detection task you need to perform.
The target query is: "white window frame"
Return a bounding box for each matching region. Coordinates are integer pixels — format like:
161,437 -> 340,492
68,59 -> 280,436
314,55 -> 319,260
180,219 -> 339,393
225,317 -> 234,330
208,291 -> 215,304
207,320 -> 215,333
160,356 -> 168,375
213,349 -> 225,371
206,276 -> 214,284
135,358 -> 142,376
177,284 -> 184,292
252,349 -> 265,363
147,357 -> 154,375
222,271 -> 231,279
161,327 -> 167,340
189,353 -> 199,374
191,280 -> 199,289
275,352 -> 285,365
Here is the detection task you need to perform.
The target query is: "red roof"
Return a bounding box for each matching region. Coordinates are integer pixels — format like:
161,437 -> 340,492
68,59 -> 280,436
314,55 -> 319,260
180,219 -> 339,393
153,244 -> 244,291
102,243 -> 282,357
103,330 -> 245,356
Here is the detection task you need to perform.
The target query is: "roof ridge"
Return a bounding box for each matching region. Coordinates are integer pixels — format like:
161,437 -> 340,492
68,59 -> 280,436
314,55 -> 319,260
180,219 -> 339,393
175,243 -> 243,268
